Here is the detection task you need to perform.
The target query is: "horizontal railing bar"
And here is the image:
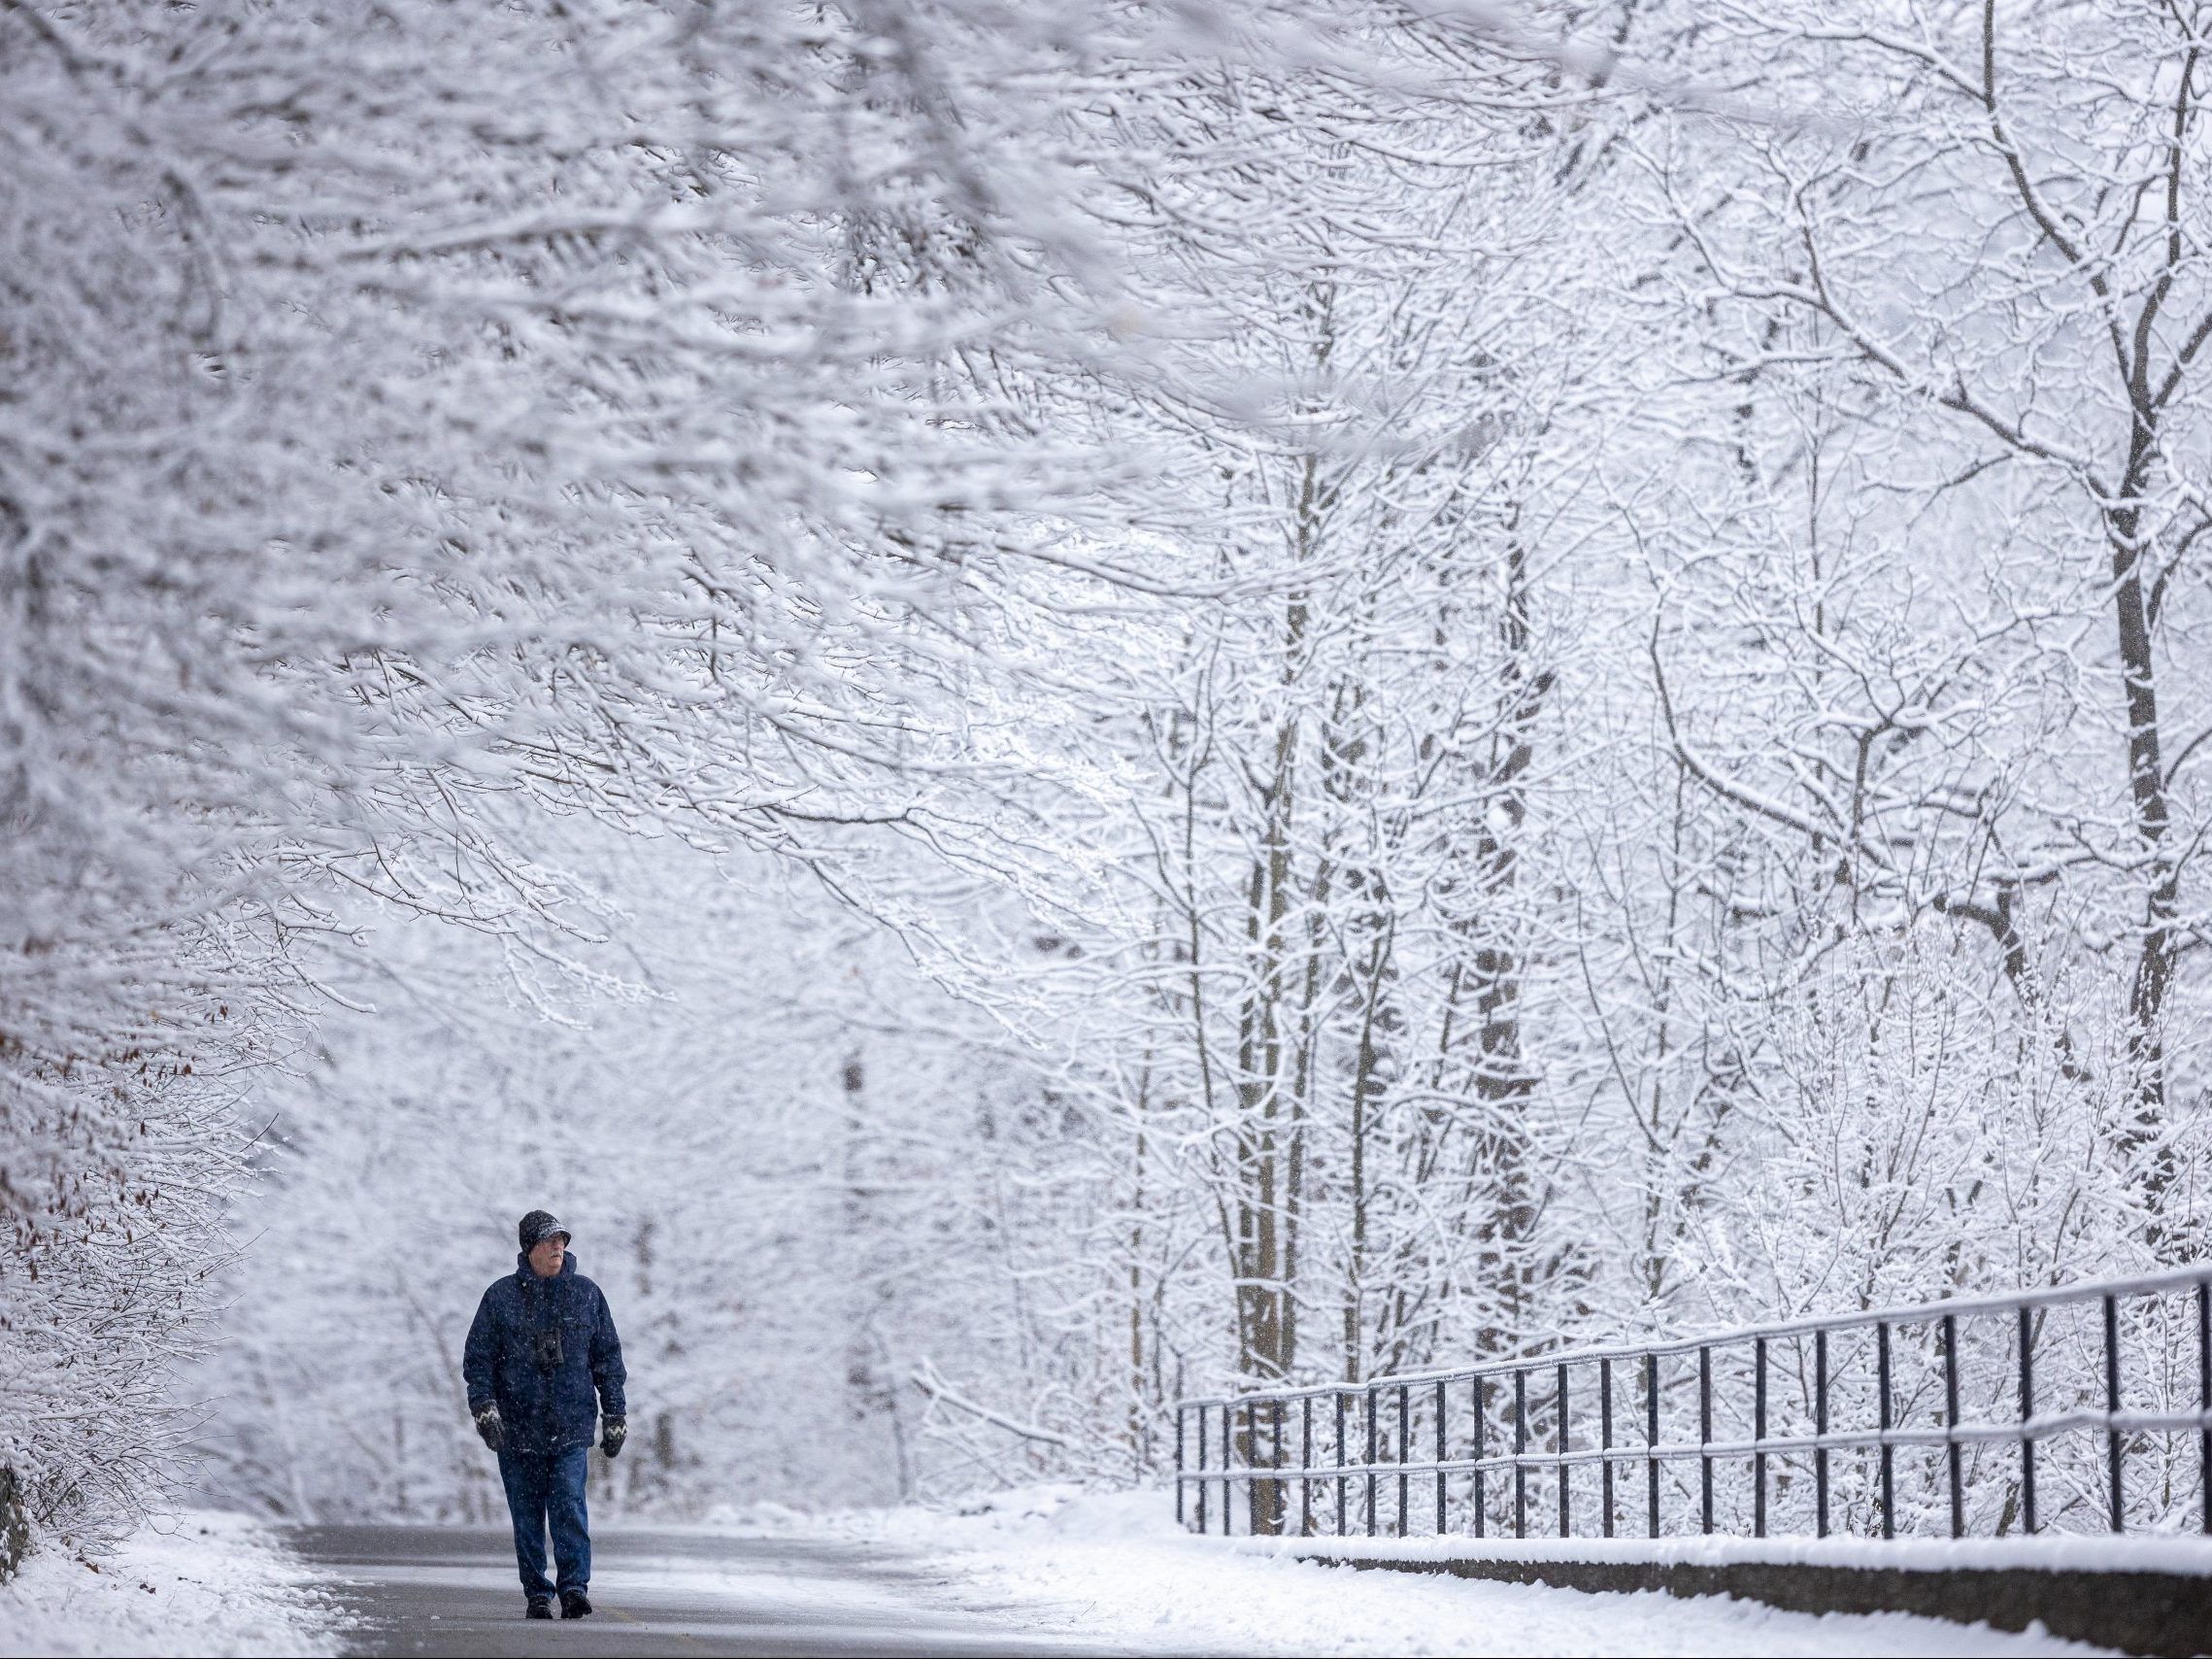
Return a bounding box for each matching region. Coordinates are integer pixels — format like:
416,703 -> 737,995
1177,1264 -> 2212,1409
1174,1408 -> 2212,1481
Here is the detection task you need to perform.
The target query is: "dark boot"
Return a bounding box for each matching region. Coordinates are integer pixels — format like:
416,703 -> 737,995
560,1589 -> 593,1619
525,1598 -> 554,1620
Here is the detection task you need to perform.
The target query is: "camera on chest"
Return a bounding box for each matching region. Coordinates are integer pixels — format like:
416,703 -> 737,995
533,1322 -> 564,1371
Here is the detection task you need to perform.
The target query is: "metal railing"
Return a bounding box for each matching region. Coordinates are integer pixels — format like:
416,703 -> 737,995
1175,1265 -> 2212,1542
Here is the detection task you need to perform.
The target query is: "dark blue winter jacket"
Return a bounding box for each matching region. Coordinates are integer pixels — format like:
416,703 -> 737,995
462,1252 -> 626,1453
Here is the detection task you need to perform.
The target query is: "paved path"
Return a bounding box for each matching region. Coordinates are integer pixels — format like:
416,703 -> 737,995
290,1525 -> 1134,1657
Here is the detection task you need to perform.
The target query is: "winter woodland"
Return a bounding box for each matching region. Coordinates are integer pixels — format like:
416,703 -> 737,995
5,0 -> 2211,1561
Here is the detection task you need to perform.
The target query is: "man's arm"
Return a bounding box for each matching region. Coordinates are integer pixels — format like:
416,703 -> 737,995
462,1287 -> 499,1412
462,1286 -> 507,1450
589,1285 -> 627,1419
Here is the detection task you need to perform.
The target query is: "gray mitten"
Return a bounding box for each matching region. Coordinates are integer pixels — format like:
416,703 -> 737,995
473,1404 -> 504,1452
600,1415 -> 627,1459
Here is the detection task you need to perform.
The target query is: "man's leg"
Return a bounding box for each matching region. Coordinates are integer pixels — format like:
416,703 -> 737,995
547,1444 -> 592,1597
496,1449 -> 555,1603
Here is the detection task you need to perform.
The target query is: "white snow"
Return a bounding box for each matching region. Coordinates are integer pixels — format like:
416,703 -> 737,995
5,1490 -> 2167,1655
2,1511 -> 340,1658
702,1485 -> 2123,1657
1253,1527 -> 2212,1576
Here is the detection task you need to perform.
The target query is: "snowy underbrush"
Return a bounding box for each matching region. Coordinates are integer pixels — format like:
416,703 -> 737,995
702,1485 -> 2113,1657
2,1511 -> 339,1657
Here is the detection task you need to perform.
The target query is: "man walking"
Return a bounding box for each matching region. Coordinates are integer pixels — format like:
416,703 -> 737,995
463,1209 -> 627,1620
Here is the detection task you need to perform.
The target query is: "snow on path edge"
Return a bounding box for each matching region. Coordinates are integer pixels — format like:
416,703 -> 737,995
4,1510 -> 341,1658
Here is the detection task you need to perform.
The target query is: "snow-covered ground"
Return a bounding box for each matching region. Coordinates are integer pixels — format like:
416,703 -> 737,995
4,1511 -> 340,1658
3,1488 -> 2155,1655
708,1486 -> 2119,1658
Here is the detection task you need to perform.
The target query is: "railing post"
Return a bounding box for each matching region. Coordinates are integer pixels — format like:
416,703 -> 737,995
1514,1369 -> 1529,1539
1815,1328 -> 1830,1539
1698,1344 -> 1713,1536
1558,1362 -> 1572,1539
1221,1400 -> 1232,1537
2019,1304 -> 2038,1535
1396,1384 -> 1411,1538
1645,1352 -> 1660,1539
1334,1389 -> 1349,1537
1473,1375 -> 1488,1540
2198,1279 -> 2210,1537
1600,1357 -> 1615,1540
1176,1405 -> 1187,1531
1877,1321 -> 1895,1540
1270,1398 -> 1286,1539
1301,1394 -> 1315,1538
1433,1379 -> 1448,1536
1365,1385 -> 1379,1539
1195,1403 -> 1208,1535
1942,1312 -> 1963,1540
1247,1401 -> 1257,1537
2105,1293 -> 2125,1533
1753,1337 -> 1767,1540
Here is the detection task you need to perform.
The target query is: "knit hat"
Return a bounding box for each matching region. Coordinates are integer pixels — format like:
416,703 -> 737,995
519,1209 -> 570,1251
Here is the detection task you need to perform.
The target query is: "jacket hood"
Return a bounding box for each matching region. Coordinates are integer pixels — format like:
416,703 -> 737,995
516,1249 -> 580,1280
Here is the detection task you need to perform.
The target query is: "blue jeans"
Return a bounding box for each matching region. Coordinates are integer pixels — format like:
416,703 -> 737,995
496,1445 -> 590,1600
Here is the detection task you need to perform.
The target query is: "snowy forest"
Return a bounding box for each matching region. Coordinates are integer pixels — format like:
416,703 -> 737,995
7,0 -> 2212,1561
